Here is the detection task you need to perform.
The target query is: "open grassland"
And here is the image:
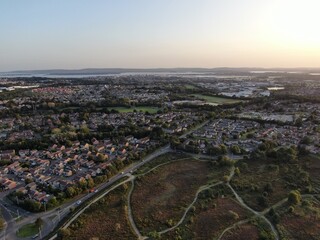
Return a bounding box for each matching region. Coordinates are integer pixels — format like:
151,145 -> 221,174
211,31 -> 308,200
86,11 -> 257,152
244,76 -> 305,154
160,185 -> 254,240
66,183 -> 135,240
191,94 -> 242,104
131,159 -> 210,234
191,197 -> 252,239
131,159 -> 211,234
134,152 -> 190,175
185,84 -> 199,90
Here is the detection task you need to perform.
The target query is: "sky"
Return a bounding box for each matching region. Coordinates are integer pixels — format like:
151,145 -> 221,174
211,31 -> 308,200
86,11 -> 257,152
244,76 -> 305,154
1,0 -> 320,71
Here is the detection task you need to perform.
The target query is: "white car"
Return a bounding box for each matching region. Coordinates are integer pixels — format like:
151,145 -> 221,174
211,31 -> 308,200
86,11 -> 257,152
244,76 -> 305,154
76,200 -> 82,205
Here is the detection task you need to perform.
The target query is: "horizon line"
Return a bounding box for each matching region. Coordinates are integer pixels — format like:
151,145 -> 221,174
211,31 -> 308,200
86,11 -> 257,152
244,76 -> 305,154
2,66 -> 320,73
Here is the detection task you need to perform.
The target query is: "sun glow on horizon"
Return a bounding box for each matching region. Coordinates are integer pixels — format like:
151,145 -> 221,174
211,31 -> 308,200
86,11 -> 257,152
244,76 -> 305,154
267,0 -> 320,50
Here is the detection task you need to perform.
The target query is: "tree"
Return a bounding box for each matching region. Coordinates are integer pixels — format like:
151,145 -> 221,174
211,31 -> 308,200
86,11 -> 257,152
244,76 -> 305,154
23,199 -> 42,212
78,178 -> 88,190
234,167 -> 240,176
257,195 -> 269,207
151,126 -> 164,139
96,153 -> 107,162
251,149 -> 267,161
220,144 -> 228,154
58,228 -> 71,239
66,186 -> 76,198
52,128 -> 62,135
47,197 -> 58,208
288,190 -> 301,205
218,155 -> 235,167
276,147 -> 298,163
87,177 -> 94,189
170,136 -> 181,148
230,145 -> 241,155
300,136 -> 312,145
35,217 -> 43,228
0,218 -> 4,231
148,231 -> 161,239
80,125 -> 90,135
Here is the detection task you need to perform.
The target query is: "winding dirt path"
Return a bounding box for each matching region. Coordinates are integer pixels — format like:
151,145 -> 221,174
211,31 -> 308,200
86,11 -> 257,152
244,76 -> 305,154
225,183 -> 279,240
127,179 -> 147,240
218,193 -> 320,240
158,181 -> 223,235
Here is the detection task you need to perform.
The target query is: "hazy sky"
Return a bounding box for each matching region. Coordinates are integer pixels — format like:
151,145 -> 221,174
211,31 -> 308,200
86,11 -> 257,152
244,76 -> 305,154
1,0 -> 320,71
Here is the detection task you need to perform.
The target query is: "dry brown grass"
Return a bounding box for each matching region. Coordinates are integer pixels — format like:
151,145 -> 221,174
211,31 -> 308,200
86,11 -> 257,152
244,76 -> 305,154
131,159 -> 210,234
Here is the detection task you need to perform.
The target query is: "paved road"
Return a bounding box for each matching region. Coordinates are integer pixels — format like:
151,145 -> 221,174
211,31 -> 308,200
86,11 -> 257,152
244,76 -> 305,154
0,204 -> 15,240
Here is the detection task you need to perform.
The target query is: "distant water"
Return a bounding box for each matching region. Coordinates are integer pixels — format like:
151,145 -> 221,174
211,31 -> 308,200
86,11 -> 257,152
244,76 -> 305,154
250,71 -> 285,74
0,71 -> 218,79
267,87 -> 284,90
0,73 -> 118,78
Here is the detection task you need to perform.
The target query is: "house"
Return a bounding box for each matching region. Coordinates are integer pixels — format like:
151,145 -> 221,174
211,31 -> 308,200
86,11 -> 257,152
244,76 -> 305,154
26,182 -> 37,191
33,192 -> 47,202
104,140 -> 113,147
139,137 -> 150,144
0,150 -> 15,160
16,187 -> 28,194
2,179 -> 17,190
19,149 -> 30,157
96,144 -> 105,152
64,170 -> 73,177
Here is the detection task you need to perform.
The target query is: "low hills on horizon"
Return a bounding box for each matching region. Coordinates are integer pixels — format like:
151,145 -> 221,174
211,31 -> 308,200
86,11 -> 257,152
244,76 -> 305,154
1,67 -> 320,76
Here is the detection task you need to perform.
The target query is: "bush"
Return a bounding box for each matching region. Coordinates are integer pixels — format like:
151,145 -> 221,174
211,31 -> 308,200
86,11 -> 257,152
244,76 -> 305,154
0,218 -> 4,231
288,190 -> 301,205
58,228 -> 71,239
257,195 -> 269,208
288,206 -> 295,213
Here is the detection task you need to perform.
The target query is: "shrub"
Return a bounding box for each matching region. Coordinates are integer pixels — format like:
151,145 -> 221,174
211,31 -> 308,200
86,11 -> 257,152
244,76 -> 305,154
288,190 -> 301,205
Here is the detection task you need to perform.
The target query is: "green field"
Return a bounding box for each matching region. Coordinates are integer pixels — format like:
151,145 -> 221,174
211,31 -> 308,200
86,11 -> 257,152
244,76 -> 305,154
108,106 -> 159,113
16,223 -> 39,238
185,84 -> 199,90
191,94 -> 242,104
